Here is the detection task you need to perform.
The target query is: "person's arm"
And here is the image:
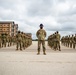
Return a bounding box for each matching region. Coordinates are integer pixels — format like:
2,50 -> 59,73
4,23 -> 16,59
44,30 -> 46,37
59,34 -> 61,40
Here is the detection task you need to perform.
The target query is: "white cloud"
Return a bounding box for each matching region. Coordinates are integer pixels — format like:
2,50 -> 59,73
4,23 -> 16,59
0,0 -> 76,39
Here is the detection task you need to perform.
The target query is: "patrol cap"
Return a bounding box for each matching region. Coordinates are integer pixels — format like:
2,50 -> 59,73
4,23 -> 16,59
21,32 -> 23,34
39,24 -> 43,27
18,31 -> 20,33
69,35 -> 70,37
56,31 -> 59,33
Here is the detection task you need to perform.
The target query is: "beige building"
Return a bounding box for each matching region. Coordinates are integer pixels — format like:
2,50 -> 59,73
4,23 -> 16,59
0,21 -> 18,36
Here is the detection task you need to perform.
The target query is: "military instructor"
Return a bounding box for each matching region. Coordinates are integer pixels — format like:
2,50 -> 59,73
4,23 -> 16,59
36,24 -> 47,55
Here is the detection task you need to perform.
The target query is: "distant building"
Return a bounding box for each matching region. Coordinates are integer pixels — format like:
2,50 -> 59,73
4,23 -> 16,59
13,24 -> 18,36
0,21 -> 18,36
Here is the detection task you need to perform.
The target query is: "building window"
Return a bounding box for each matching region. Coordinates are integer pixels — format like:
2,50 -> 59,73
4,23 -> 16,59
4,29 -> 5,30
11,33 -> 14,36
12,25 -> 14,28
0,25 -> 2,26
7,24 -> 9,26
12,29 -> 14,32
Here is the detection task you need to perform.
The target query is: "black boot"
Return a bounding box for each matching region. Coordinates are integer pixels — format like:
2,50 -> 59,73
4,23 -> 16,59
59,46 -> 61,51
43,50 -> 46,55
37,50 -> 40,55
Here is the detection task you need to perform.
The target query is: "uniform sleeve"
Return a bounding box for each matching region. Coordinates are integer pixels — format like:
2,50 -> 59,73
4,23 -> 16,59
44,30 -> 46,37
60,35 -> 61,38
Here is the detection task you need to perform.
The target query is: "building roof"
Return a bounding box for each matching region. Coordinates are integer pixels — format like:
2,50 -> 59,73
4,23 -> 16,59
0,21 -> 15,24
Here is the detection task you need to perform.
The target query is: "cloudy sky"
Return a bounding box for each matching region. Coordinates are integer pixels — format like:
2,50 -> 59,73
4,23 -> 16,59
0,0 -> 76,39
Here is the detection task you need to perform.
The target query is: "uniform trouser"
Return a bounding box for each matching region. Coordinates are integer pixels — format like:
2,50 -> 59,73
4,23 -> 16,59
54,41 -> 60,50
25,40 -> 28,47
38,40 -> 46,52
70,43 -> 72,48
67,42 -> 69,47
16,41 -> 22,50
2,40 -> 6,47
0,42 -> 1,48
73,43 -> 75,49
10,41 -> 12,46
7,41 -> 10,47
13,41 -> 15,45
22,41 -> 25,49
54,41 -> 57,50
57,41 -> 61,50
66,42 -> 68,47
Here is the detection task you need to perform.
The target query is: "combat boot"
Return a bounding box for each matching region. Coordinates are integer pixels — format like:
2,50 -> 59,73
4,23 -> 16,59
16,49 -> 18,51
43,52 -> 46,55
59,49 -> 61,51
43,50 -> 46,55
37,50 -> 40,55
20,48 -> 22,51
59,46 -> 61,51
8,43 -> 10,47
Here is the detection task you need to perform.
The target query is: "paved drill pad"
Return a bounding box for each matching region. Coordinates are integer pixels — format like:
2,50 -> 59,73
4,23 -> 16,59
0,41 -> 76,75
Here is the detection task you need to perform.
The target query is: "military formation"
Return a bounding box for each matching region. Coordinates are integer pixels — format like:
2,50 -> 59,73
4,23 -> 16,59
0,31 -> 32,50
48,31 -> 61,51
0,23 -> 76,53
61,34 -> 76,49
16,31 -> 32,50
0,33 -> 15,48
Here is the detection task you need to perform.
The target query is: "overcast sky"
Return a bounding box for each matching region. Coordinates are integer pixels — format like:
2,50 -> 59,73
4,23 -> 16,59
0,0 -> 76,39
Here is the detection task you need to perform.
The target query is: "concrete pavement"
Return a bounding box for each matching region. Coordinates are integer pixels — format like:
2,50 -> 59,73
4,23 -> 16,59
0,41 -> 76,75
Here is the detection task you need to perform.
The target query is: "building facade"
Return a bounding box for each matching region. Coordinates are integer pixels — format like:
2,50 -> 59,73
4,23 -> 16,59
0,21 -> 18,36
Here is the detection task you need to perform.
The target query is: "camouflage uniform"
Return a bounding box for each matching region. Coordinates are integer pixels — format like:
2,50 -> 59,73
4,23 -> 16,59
53,33 -> 57,50
1,34 -> 7,47
70,36 -> 72,48
48,35 -> 54,49
16,31 -> 22,50
10,36 -> 13,46
67,35 -> 70,47
74,34 -> 76,49
61,36 -> 65,45
7,35 -> 12,47
56,31 -> 61,51
36,24 -> 46,55
12,36 -> 16,45
71,35 -> 75,49
0,34 -> 2,48
21,32 -> 25,50
25,35 -> 28,48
